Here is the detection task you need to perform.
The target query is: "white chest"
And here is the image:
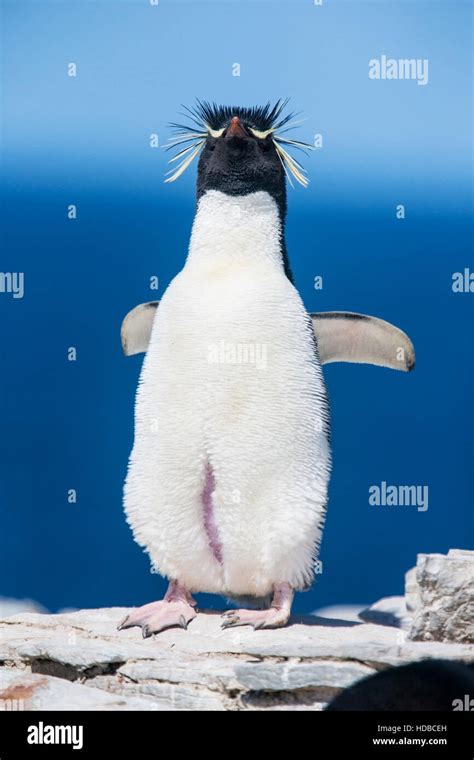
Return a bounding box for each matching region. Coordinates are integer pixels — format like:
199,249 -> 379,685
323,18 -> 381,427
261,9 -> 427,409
154,189 -> 304,350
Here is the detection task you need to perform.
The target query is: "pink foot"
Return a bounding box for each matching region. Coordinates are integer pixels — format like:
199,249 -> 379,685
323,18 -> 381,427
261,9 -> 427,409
221,583 -> 294,630
118,581 -> 197,638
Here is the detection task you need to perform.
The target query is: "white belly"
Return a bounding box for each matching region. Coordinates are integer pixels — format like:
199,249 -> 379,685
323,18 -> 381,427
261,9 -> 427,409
124,191 -> 331,596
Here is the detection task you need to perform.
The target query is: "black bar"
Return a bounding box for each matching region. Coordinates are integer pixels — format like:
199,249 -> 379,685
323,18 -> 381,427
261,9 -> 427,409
0,710 -> 473,757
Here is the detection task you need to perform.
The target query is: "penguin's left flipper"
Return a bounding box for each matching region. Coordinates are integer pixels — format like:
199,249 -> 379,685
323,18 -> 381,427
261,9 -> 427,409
120,302 -> 415,372
310,311 -> 415,372
121,301 -> 159,356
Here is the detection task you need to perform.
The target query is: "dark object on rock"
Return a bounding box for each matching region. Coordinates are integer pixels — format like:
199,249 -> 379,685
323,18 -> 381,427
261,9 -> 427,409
326,659 -> 474,711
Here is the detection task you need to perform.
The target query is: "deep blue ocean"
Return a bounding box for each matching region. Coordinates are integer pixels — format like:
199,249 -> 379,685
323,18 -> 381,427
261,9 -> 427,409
1,0 -> 472,614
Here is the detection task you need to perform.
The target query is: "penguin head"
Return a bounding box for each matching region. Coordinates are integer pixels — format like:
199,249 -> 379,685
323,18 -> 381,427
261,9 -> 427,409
196,113 -> 285,204
165,101 -> 312,214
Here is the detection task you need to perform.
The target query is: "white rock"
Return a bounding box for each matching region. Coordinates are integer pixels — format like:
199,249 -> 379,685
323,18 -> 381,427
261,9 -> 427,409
0,667 -> 164,711
407,550 -> 474,643
234,659 -> 375,693
118,654 -> 240,690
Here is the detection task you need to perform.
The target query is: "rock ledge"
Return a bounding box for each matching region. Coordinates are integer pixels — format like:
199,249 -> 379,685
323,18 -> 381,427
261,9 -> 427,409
1,603 -> 473,711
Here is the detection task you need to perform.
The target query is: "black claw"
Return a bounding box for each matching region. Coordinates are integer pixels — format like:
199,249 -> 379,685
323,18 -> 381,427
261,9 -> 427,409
179,615 -> 188,630
142,625 -> 151,639
117,617 -> 129,631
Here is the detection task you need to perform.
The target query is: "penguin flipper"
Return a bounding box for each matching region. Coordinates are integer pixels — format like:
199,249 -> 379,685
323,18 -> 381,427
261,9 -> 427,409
121,301 -> 159,356
121,304 -> 415,371
310,311 -> 415,372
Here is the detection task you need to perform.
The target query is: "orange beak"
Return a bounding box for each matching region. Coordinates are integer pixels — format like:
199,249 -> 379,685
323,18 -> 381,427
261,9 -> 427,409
227,116 -> 247,137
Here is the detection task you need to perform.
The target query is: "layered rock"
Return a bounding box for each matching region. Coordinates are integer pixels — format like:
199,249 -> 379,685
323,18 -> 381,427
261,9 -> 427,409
0,594 -> 473,710
406,549 -> 474,644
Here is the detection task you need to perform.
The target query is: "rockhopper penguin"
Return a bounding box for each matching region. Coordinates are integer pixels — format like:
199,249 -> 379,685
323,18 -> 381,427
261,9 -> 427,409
119,101 -> 415,636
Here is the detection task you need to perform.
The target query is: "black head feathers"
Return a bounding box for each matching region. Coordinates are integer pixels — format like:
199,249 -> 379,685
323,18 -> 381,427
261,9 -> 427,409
180,99 -> 295,134
165,99 -> 313,187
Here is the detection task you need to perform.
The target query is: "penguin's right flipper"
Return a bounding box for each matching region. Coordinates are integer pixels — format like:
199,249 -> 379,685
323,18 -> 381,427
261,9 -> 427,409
311,312 -> 415,372
121,301 -> 159,356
